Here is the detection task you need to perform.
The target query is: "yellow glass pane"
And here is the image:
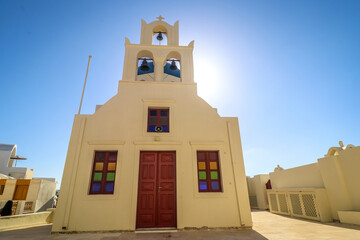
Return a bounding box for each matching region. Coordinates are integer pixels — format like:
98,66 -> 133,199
210,162 -> 218,170
198,162 -> 206,170
95,162 -> 104,171
108,162 -> 116,171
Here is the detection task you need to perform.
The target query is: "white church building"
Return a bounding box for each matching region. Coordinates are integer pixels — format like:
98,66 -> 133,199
52,17 -> 251,232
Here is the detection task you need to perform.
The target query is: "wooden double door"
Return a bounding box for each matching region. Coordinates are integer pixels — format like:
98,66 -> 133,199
136,151 -> 177,228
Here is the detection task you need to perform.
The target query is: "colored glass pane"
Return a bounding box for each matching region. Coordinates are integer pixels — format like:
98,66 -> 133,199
210,171 -> 218,180
149,117 -> 157,124
161,125 -> 168,132
105,182 -> 114,192
92,183 -> 101,192
210,162 -> 217,170
93,172 -> 102,181
95,162 -> 103,171
197,152 -> 206,161
160,110 -> 168,116
198,162 -> 206,170
108,162 -> 116,171
149,125 -> 156,132
149,110 -> 157,116
199,171 -> 207,180
109,152 -> 117,161
106,172 -> 115,181
211,181 -> 220,190
209,152 -> 218,160
95,152 -> 105,161
160,118 -> 168,124
199,181 -> 207,190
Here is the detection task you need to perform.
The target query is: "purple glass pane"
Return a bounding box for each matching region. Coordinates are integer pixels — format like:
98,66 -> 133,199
105,182 -> 114,192
161,125 -> 168,132
149,125 -> 156,132
199,181 -> 207,190
92,183 -> 101,192
211,181 -> 220,190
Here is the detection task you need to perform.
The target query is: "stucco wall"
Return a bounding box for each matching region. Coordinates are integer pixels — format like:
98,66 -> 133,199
269,163 -> 324,189
53,82 -> 251,232
318,146 -> 360,219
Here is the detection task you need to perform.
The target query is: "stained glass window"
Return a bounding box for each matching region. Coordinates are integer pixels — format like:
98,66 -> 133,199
197,151 -> 222,192
89,151 -> 117,194
148,108 -> 169,132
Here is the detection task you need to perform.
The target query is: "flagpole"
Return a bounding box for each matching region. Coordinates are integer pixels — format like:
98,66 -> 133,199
78,55 -> 92,114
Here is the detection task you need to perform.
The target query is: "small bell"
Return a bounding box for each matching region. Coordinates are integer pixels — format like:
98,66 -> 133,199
169,60 -> 178,70
156,32 -> 163,41
139,59 -> 150,71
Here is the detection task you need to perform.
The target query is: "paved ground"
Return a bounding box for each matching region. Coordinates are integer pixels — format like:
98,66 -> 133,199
1,210 -> 360,239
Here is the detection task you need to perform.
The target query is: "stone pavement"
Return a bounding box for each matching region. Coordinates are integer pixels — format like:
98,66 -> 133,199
1,210 -> 360,239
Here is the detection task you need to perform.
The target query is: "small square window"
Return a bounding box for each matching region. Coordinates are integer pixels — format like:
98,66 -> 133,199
147,108 -> 169,132
0,179 -> 6,195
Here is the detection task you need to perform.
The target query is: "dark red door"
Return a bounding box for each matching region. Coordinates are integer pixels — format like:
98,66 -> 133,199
136,151 -> 176,228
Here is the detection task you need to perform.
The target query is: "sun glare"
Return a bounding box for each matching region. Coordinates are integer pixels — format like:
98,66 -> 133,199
194,57 -> 222,100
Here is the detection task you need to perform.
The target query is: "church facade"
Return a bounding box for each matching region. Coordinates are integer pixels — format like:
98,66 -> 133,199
52,17 -> 252,232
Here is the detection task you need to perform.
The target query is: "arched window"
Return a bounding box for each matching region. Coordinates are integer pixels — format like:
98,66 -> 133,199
163,51 -> 181,82
136,50 -> 155,81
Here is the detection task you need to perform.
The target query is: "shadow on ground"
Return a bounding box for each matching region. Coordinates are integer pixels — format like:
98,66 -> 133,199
0,225 -> 268,240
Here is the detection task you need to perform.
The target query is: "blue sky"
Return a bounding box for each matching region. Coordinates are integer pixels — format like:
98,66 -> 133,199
1,0 -> 359,187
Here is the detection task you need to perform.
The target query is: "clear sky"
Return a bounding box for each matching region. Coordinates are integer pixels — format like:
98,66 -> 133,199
1,0 -> 359,188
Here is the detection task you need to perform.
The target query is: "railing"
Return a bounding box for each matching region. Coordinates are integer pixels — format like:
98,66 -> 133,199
267,188 -> 332,222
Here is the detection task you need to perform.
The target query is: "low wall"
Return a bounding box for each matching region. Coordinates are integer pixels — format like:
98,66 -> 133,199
0,210 -> 53,231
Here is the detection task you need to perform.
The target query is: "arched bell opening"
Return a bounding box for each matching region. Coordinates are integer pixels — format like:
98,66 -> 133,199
152,25 -> 168,45
136,50 -> 155,81
163,51 -> 181,82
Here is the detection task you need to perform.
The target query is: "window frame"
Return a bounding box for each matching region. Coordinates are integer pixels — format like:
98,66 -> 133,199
89,151 -> 118,195
196,151 -> 222,192
147,108 -> 170,133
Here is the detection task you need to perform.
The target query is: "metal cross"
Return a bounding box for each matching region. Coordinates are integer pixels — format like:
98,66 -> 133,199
156,15 -> 164,21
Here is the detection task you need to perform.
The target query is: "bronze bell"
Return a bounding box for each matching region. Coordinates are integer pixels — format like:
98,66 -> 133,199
156,32 -> 163,41
140,59 -> 150,71
169,60 -> 178,70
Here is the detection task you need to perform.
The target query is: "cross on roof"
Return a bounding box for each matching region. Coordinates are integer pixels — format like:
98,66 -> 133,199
156,15 -> 164,21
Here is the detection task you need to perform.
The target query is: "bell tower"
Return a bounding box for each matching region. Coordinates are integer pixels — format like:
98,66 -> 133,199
121,16 -> 194,83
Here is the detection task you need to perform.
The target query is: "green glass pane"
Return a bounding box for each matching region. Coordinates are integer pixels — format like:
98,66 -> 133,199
106,172 -> 115,181
199,171 -> 207,180
149,118 -> 157,124
93,172 -> 102,181
210,171 -> 218,180
160,118 -> 168,124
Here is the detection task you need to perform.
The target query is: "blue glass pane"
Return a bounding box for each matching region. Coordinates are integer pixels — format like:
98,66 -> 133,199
161,125 -> 168,132
92,183 -> 101,192
149,110 -> 157,116
149,125 -> 156,132
105,182 -> 114,192
160,110 -> 168,116
211,181 -> 220,190
199,181 -> 207,190
137,61 -> 154,75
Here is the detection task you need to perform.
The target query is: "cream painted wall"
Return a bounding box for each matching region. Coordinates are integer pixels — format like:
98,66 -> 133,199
52,82 -> 252,232
52,19 -> 251,232
269,163 -> 324,189
318,146 -> 360,219
268,145 -> 360,221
